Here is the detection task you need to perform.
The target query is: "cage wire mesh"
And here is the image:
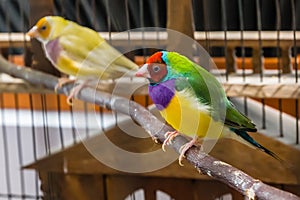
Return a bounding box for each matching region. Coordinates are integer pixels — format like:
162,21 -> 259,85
0,0 -> 300,199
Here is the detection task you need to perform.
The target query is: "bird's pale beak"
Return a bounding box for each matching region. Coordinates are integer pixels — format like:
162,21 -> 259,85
27,26 -> 38,38
135,64 -> 150,78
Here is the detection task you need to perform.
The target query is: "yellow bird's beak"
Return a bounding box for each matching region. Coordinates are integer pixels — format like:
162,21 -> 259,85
27,26 -> 38,38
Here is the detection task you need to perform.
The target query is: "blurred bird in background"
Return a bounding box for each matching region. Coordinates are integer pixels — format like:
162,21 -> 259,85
136,51 -> 282,165
27,16 -> 138,104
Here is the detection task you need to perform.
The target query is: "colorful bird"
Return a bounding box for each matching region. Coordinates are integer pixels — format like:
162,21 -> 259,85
136,51 -> 281,165
27,16 -> 138,104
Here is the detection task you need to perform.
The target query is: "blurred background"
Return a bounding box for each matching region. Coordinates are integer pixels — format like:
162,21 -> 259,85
0,0 -> 300,199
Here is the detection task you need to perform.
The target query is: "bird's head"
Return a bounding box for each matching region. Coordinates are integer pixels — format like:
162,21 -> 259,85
27,16 -> 68,42
136,51 -> 175,84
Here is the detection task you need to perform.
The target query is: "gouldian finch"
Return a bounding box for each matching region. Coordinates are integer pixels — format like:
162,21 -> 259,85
136,51 -> 281,165
27,16 -> 138,103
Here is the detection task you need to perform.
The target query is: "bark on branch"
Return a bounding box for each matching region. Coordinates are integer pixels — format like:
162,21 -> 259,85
0,55 -> 299,200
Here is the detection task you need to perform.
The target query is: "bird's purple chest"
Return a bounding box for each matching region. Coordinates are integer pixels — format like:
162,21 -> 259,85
45,38 -> 62,63
148,79 -> 176,110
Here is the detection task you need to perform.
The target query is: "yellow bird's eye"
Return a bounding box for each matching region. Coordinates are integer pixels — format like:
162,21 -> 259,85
37,22 -> 51,39
40,25 -> 47,31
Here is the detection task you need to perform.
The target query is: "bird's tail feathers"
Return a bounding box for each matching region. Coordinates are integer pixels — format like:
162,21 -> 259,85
231,129 -> 284,163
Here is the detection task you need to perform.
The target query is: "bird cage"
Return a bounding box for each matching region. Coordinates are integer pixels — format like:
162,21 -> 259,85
0,0 -> 300,200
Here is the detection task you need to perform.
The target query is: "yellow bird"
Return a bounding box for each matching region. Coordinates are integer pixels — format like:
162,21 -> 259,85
27,16 -> 138,103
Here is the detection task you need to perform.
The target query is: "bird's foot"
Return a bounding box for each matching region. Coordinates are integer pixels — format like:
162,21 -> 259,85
66,81 -> 88,105
55,78 -> 75,93
162,131 -> 179,152
178,138 -> 198,166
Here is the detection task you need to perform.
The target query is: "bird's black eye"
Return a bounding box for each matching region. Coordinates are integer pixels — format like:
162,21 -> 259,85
153,65 -> 160,73
40,25 -> 47,31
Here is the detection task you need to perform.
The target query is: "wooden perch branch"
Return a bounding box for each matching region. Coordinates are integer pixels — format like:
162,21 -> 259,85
0,55 -> 299,200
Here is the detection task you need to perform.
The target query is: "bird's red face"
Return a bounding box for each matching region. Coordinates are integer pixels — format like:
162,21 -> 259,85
135,52 -> 168,83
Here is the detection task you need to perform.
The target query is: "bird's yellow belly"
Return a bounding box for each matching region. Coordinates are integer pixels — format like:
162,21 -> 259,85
56,55 -> 79,76
56,54 -> 104,78
160,91 -> 225,139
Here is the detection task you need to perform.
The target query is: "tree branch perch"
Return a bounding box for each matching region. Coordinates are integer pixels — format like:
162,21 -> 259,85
0,55 -> 299,200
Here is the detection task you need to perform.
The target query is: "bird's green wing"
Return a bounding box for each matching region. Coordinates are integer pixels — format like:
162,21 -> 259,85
224,102 -> 257,131
189,65 -> 256,131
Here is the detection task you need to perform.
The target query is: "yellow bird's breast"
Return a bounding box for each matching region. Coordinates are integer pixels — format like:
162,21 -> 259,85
160,90 -> 225,139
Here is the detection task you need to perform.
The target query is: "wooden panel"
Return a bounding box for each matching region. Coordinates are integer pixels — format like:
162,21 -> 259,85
166,0 -> 194,58
236,57 -> 253,70
252,98 -> 300,118
38,173 -> 242,200
24,125 -> 300,185
211,134 -> 300,185
39,172 -> 104,200
223,83 -> 300,99
0,74 -> 299,111
106,176 -> 193,200
283,185 -> 300,197
193,180 -> 242,200
0,33 -> 30,48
